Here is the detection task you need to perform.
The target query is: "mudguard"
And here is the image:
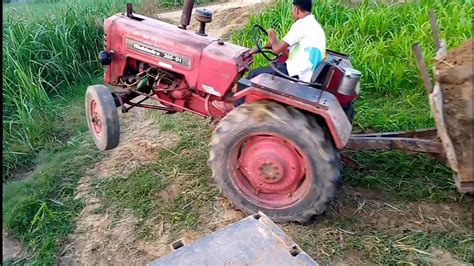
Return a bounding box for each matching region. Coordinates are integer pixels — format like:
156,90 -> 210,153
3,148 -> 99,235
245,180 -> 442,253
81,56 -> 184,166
234,73 -> 352,150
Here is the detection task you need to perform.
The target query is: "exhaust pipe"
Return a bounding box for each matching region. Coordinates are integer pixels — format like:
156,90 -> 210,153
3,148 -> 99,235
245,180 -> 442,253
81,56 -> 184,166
179,0 -> 195,29
126,3 -> 133,18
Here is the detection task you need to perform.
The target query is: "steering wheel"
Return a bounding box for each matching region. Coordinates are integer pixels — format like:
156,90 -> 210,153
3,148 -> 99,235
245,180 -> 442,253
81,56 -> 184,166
251,24 -> 281,62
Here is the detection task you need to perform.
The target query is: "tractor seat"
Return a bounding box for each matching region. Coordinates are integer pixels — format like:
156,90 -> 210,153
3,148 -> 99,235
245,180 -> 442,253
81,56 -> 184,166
310,50 -> 353,88
310,61 -> 332,85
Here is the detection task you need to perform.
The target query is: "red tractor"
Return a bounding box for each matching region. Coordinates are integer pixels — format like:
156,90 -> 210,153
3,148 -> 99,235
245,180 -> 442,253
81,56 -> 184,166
85,2 -> 362,223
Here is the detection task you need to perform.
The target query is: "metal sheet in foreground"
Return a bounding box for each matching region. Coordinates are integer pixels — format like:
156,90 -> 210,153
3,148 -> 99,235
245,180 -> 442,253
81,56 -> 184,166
148,212 -> 317,266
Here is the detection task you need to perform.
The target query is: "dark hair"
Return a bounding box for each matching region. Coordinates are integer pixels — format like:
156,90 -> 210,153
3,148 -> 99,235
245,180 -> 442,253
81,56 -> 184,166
292,0 -> 312,12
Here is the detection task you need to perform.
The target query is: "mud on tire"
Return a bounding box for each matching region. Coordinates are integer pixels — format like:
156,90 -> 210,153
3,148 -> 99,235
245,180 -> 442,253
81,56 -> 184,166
208,101 -> 341,223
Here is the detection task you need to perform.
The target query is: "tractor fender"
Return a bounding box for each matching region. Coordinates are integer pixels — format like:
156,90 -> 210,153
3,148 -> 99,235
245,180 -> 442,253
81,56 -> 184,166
233,85 -> 352,150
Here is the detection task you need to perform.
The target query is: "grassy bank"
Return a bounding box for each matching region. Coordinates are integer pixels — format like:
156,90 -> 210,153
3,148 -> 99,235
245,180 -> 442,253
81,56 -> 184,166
2,0 -> 134,179
2,85 -> 103,265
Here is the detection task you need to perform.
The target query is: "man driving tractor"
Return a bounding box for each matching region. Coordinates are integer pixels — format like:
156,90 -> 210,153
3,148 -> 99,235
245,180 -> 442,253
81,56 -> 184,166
251,0 -> 325,80
231,0 -> 326,106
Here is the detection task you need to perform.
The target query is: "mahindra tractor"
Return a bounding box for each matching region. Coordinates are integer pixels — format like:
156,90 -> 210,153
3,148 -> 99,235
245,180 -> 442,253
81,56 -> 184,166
85,2 -> 363,223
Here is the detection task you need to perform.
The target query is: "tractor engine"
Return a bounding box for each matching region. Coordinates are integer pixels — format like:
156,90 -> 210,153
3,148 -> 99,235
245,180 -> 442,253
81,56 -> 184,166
99,5 -> 252,117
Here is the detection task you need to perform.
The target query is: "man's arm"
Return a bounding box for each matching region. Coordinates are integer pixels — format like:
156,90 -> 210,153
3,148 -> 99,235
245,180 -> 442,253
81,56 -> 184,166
267,29 -> 290,55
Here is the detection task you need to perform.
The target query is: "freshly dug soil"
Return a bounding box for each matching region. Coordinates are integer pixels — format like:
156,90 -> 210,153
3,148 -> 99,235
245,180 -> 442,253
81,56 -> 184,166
435,38 -> 473,186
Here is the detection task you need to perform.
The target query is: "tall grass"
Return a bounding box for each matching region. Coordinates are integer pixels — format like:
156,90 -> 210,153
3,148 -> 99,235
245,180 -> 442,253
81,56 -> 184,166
232,0 -> 472,130
2,0 -> 140,179
3,143 -> 101,265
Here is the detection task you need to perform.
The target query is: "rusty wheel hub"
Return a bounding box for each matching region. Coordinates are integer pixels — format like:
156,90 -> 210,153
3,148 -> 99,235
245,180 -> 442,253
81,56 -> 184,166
232,135 -> 309,208
90,99 -> 103,139
259,161 -> 284,183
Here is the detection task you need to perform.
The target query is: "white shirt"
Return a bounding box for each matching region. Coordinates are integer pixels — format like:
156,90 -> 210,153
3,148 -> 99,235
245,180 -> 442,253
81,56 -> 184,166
283,15 -> 326,82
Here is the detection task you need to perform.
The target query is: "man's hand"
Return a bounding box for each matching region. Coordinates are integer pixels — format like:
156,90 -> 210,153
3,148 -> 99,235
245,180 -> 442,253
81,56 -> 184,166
263,42 -> 271,49
267,28 -> 277,45
265,28 -> 289,56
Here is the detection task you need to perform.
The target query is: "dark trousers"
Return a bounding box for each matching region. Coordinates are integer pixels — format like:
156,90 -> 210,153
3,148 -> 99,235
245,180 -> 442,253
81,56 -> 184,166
236,63 -> 289,106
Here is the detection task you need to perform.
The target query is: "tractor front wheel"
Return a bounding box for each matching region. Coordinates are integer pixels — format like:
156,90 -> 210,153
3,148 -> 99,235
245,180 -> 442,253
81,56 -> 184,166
85,85 -> 120,150
208,101 -> 341,223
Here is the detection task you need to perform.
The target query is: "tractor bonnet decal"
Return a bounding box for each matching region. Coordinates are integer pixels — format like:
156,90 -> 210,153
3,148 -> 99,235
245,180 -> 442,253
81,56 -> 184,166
125,38 -> 191,68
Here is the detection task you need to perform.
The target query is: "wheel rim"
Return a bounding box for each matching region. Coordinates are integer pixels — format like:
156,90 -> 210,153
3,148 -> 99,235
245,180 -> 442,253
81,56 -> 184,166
89,99 -> 103,139
229,134 -> 312,209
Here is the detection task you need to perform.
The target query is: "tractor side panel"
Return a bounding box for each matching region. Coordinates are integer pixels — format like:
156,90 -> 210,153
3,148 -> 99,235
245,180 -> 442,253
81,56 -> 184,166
197,43 -> 249,97
235,74 -> 352,149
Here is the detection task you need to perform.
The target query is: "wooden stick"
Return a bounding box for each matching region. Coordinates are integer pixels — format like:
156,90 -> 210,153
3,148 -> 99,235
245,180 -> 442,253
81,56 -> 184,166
429,10 -> 441,51
412,43 -> 434,94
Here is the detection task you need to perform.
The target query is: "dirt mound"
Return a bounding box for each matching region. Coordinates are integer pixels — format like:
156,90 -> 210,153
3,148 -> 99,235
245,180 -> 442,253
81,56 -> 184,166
435,39 -> 473,189
157,0 -> 271,39
191,5 -> 264,39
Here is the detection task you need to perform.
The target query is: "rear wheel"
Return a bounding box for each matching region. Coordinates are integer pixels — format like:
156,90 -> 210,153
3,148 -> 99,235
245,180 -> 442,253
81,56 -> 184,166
208,101 -> 341,223
85,85 -> 120,150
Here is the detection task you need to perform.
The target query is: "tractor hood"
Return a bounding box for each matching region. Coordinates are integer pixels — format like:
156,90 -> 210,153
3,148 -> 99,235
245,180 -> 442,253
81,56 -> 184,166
103,13 -> 251,96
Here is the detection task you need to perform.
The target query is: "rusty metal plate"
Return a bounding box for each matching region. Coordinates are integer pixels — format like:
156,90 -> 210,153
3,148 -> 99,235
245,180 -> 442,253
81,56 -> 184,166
148,212 -> 318,266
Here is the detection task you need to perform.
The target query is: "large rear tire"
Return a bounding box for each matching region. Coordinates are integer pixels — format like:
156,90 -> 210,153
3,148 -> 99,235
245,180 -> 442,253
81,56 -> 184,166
85,85 -> 120,150
208,101 -> 341,223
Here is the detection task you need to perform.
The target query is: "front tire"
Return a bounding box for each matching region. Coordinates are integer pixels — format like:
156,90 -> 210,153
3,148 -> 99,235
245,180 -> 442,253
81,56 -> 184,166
208,101 -> 341,223
85,85 -> 120,150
